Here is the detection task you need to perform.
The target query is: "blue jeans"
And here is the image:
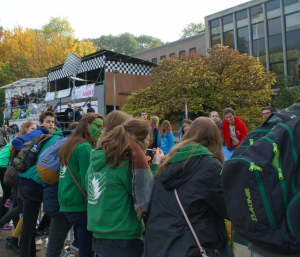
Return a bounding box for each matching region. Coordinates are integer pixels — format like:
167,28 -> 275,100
64,212 -> 94,257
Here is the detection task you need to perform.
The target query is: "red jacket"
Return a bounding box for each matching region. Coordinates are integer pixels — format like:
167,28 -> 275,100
222,116 -> 247,151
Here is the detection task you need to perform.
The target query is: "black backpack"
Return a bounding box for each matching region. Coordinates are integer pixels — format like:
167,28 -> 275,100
222,101 -> 300,255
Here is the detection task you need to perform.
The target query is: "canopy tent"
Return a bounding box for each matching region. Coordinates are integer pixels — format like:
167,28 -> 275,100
1,77 -> 47,89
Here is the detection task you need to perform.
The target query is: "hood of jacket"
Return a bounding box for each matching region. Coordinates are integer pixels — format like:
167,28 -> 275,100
222,116 -> 243,127
52,128 -> 63,136
160,142 -> 215,190
89,148 -> 108,173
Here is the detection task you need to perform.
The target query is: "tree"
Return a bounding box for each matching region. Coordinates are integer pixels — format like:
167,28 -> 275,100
180,22 -> 205,39
42,17 -> 75,39
123,45 -> 276,131
94,33 -> 164,54
272,75 -> 300,110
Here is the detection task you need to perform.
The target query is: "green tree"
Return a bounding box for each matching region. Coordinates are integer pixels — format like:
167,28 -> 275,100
272,75 -> 300,110
123,45 -> 276,130
0,88 -> 5,124
42,17 -> 75,38
136,35 -> 163,51
180,22 -> 205,39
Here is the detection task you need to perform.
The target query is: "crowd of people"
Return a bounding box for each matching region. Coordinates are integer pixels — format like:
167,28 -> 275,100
10,88 -> 47,108
0,61 -> 299,257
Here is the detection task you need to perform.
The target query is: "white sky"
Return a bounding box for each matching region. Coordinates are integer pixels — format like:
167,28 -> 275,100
0,0 -> 250,43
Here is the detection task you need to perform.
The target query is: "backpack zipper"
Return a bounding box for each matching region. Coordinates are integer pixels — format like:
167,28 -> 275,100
225,158 -> 275,228
277,123 -> 298,193
262,137 -> 288,208
286,191 -> 300,237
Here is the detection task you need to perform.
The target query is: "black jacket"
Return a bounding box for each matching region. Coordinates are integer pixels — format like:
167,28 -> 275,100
149,128 -> 158,149
87,107 -> 95,113
75,108 -> 85,121
145,155 -> 229,257
63,108 -> 74,122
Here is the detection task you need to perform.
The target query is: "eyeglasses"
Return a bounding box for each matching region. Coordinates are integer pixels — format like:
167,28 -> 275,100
92,122 -> 102,129
262,112 -> 271,116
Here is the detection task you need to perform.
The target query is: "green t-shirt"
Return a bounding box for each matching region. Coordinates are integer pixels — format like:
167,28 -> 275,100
86,149 -> 159,240
0,142 -> 12,168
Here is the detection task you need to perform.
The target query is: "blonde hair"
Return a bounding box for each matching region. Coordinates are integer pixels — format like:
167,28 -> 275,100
150,116 -> 159,129
159,117 -> 224,174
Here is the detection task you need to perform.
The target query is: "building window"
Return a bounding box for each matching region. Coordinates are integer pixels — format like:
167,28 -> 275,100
189,48 -> 196,55
236,10 -> 248,28
285,12 -> 300,32
252,21 -> 266,66
211,18 -> 221,47
286,29 -> 300,59
288,60 -> 300,86
268,17 -> 282,36
152,58 -> 157,64
224,31 -> 235,49
160,55 -> 166,60
179,51 -> 185,58
237,26 -> 250,54
223,14 -> 234,32
169,53 -> 175,59
284,0 -> 300,14
252,22 -> 265,40
270,62 -> 284,75
268,17 -> 283,65
251,4 -> 264,24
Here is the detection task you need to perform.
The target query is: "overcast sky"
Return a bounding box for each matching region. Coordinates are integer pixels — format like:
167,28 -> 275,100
0,0 -> 249,43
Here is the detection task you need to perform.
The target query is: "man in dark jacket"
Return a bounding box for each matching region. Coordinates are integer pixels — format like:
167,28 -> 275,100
63,103 -> 74,128
86,103 -> 95,113
75,106 -> 85,121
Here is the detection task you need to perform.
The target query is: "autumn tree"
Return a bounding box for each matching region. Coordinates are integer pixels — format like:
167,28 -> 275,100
42,17 -> 75,39
180,22 -> 205,39
123,45 -> 276,130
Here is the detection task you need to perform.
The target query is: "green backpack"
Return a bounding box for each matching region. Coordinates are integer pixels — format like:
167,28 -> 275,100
13,134 -> 54,172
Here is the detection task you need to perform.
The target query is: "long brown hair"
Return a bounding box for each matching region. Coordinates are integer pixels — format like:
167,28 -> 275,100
99,118 -> 149,169
103,110 -> 132,135
180,119 -> 192,138
159,117 -> 224,173
159,120 -> 171,139
58,113 -> 103,166
9,121 -> 37,154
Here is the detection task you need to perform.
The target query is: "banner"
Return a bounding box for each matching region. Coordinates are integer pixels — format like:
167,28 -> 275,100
72,84 -> 95,100
57,88 -> 71,98
11,105 -> 29,119
45,92 -> 55,101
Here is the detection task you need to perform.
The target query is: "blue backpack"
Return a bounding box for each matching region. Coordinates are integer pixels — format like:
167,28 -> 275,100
37,136 -> 69,184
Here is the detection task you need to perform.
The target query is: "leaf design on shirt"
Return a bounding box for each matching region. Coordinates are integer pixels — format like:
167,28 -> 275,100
59,165 -> 67,178
88,173 -> 106,203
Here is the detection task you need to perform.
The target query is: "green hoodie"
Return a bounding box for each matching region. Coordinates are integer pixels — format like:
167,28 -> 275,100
19,128 -> 63,186
0,142 -> 12,168
86,149 -> 159,240
58,141 -> 94,212
169,142 -> 215,164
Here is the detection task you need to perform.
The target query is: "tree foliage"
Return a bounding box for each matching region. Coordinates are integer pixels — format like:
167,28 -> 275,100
272,75 -> 300,110
86,33 -> 164,54
180,22 -> 205,39
123,45 -> 276,131
42,17 -> 75,39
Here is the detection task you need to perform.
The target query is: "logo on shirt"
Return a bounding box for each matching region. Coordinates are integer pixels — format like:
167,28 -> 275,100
87,173 -> 106,204
59,165 -> 67,178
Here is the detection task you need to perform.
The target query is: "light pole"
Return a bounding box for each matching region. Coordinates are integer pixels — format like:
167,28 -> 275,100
113,69 -> 119,111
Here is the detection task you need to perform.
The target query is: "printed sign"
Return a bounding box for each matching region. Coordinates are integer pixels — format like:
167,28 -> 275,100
45,92 -> 55,101
71,84 -> 95,100
57,88 -> 71,98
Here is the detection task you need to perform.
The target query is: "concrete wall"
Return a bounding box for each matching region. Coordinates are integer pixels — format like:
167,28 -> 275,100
131,32 -> 206,64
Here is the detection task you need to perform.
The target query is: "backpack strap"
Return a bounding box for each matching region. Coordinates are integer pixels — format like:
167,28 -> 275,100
262,112 -> 292,125
67,166 -> 88,200
174,188 -> 208,257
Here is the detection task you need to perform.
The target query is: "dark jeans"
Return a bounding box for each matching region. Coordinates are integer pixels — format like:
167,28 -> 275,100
19,183 -> 43,257
65,212 -> 94,257
38,213 -> 51,231
0,188 -> 22,228
0,167 -> 12,219
46,211 -> 72,257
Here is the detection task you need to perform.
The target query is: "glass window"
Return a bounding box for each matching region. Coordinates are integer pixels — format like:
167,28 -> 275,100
288,60 -> 300,85
224,31 -> 235,48
160,55 -> 166,60
283,0 -> 299,6
284,2 -> 300,14
238,42 -> 250,54
266,0 -> 280,11
271,62 -> 285,74
285,12 -> 300,31
211,19 -> 220,28
152,58 -> 157,64
211,27 -> 221,35
251,5 -> 264,23
211,35 -> 221,46
252,22 -> 265,40
236,10 -> 248,20
237,18 -> 248,28
267,8 -> 281,19
268,17 -> 282,36
238,27 -> 249,43
254,55 -> 267,66
269,52 -> 284,62
286,29 -> 300,59
169,53 -> 175,58
224,23 -> 234,32
179,51 -> 185,58
189,48 -> 196,55
253,38 -> 266,56
269,34 -> 283,53
223,14 -> 233,24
